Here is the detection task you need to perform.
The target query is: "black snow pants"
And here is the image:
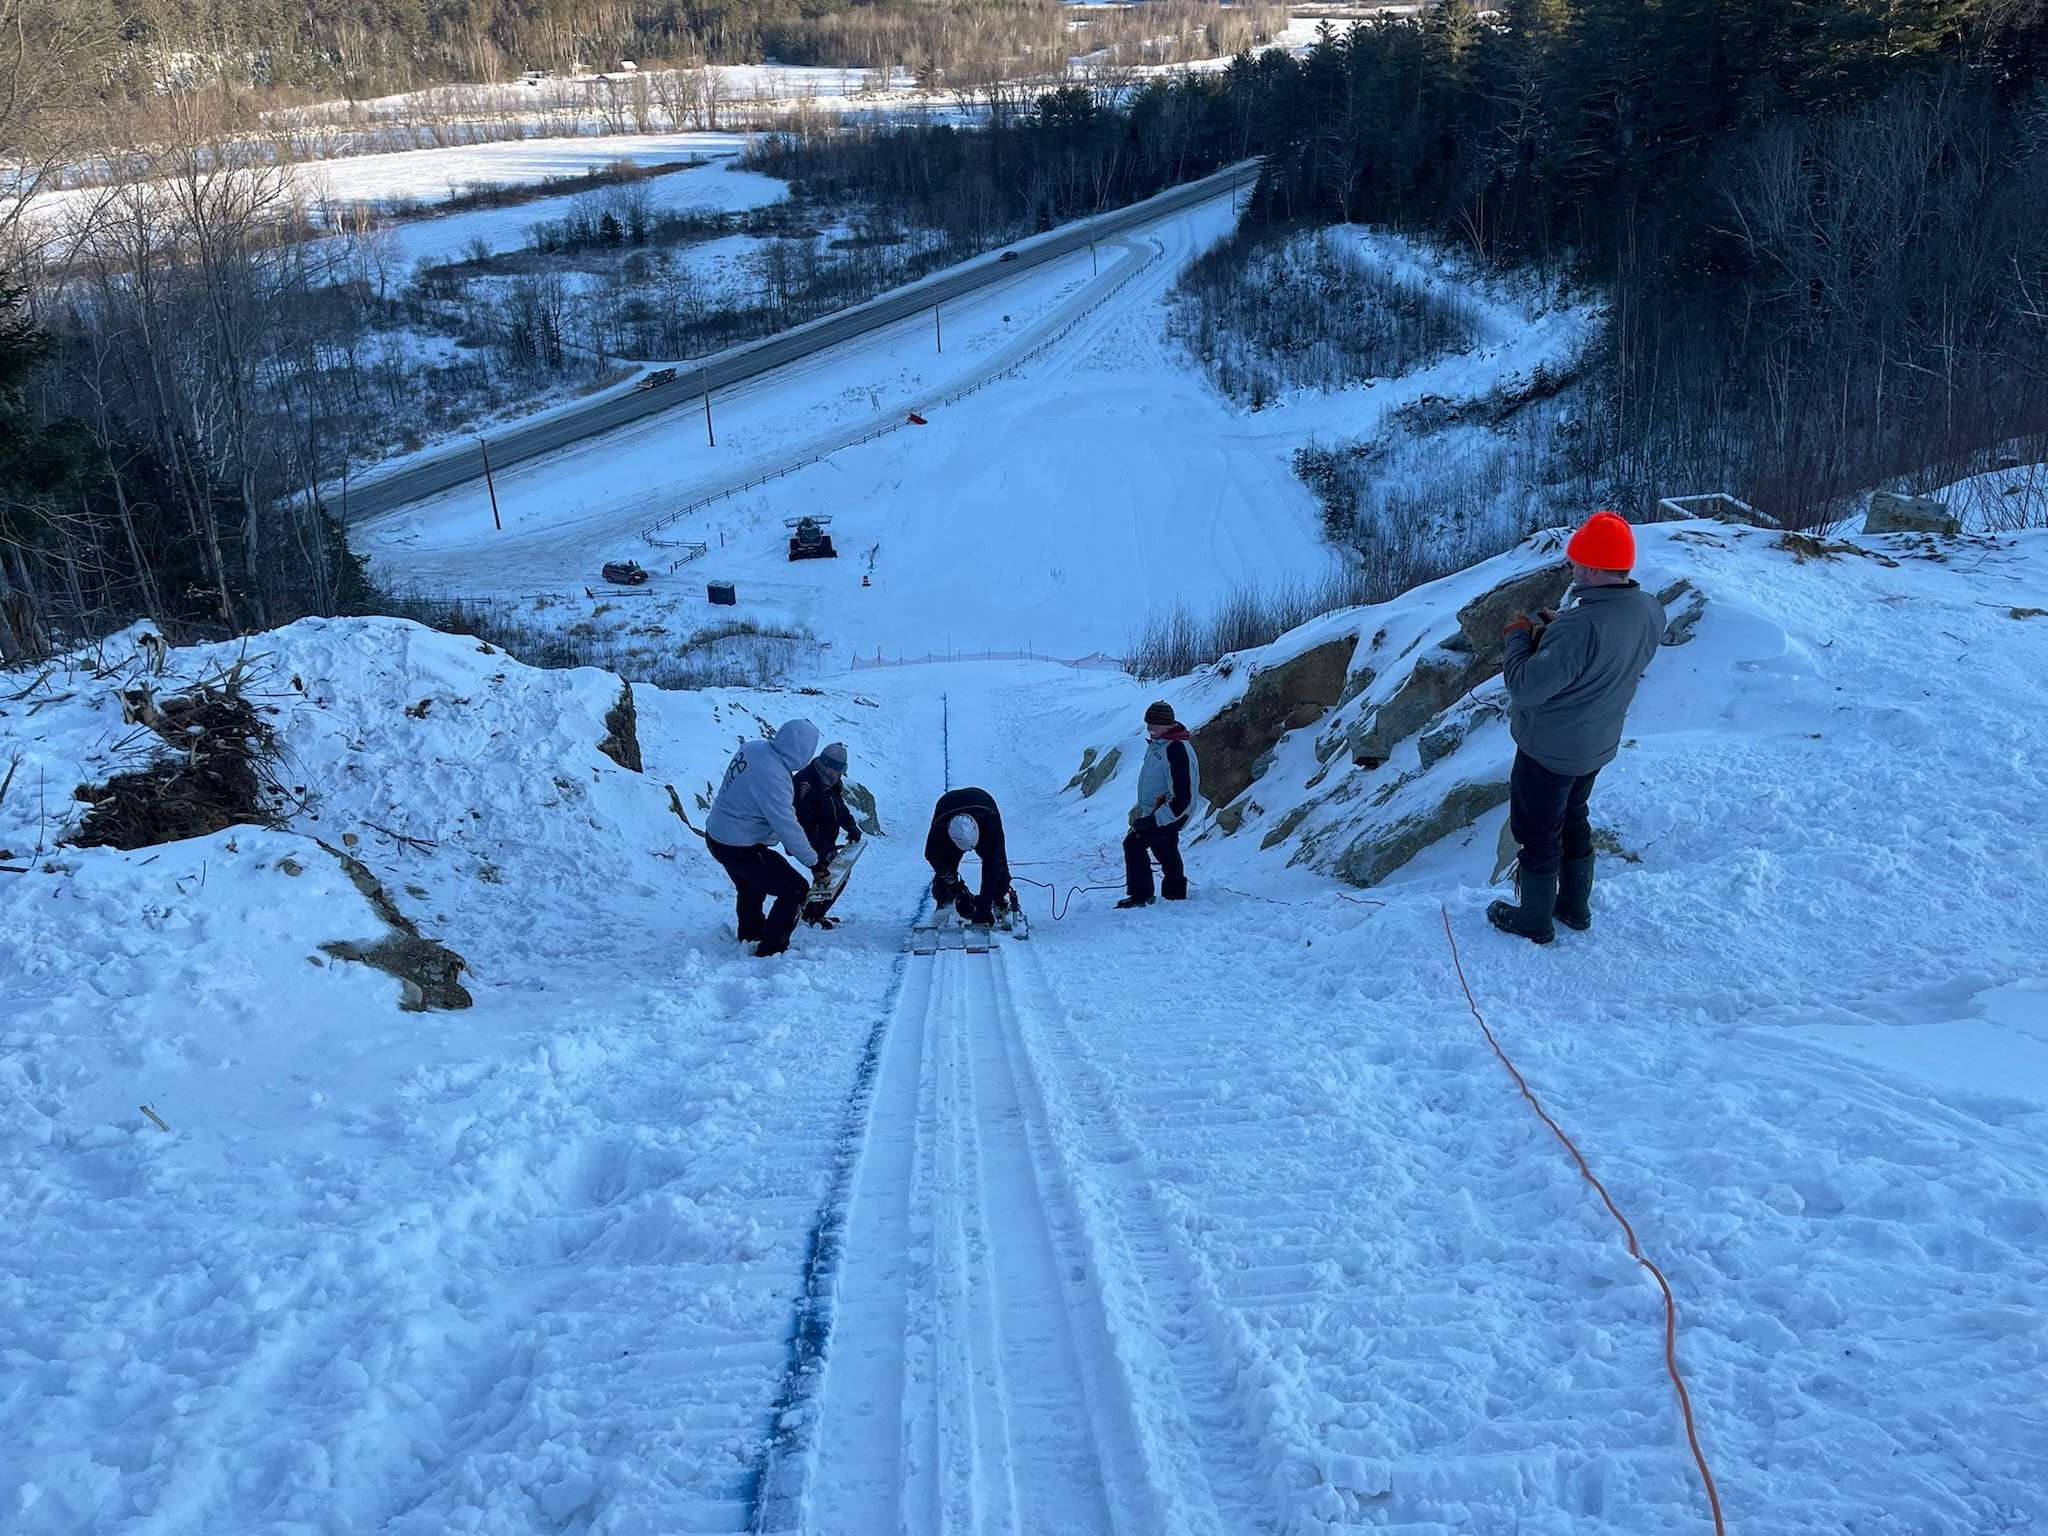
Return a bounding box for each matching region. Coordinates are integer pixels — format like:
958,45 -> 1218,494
707,836 -> 810,947
1508,749 -> 1600,880
1123,817 -> 1188,901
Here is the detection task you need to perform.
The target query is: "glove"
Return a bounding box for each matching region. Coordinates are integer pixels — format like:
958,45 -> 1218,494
1128,806 -> 1142,828
847,826 -> 862,842
954,893 -> 977,922
932,874 -> 959,904
1502,612 -> 1535,638
813,864 -> 832,886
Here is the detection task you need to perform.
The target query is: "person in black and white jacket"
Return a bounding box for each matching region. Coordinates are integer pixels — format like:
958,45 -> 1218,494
1119,700 -> 1201,908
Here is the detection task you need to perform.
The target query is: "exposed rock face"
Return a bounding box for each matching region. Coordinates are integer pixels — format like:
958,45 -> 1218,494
1331,778 -> 1511,888
597,682 -> 643,772
843,780 -> 884,837
319,843 -> 472,1011
1077,744 -> 1123,798
1865,491 -> 1960,536
1351,564 -> 1570,767
1454,563 -> 1572,657
1351,655 -> 1470,766
1194,635 -> 1358,807
1657,579 -> 1709,646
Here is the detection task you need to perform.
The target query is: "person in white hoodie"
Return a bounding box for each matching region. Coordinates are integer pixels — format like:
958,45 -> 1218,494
704,718 -> 830,957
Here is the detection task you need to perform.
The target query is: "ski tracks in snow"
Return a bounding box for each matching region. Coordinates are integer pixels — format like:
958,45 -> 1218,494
790,941 -> 1274,1536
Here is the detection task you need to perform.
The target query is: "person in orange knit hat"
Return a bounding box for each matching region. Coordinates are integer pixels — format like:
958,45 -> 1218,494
1488,510 -> 1666,944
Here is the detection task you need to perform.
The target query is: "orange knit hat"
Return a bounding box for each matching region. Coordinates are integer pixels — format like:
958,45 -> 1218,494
1566,510 -> 1635,570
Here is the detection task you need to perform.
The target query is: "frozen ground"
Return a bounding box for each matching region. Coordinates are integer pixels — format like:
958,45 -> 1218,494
6,513 -> 2047,1533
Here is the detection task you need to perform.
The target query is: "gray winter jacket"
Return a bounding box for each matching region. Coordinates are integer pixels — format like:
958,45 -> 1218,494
1134,727 -> 1200,829
1502,582 -> 1665,776
704,718 -> 826,864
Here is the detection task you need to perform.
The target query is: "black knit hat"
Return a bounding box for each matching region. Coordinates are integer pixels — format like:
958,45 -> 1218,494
1145,700 -> 1175,727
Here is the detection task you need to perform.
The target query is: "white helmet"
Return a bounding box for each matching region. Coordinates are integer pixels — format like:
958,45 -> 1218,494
947,813 -> 980,851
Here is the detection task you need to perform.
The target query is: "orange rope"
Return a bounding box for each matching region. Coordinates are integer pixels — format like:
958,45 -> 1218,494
1439,904 -> 1728,1536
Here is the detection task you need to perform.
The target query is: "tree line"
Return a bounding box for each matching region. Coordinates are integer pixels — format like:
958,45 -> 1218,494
1228,0 -> 2048,520
71,0 -> 1280,100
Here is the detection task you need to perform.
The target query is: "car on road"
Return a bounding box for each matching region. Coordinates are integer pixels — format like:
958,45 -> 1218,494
998,250 -> 1020,262
636,367 -> 678,390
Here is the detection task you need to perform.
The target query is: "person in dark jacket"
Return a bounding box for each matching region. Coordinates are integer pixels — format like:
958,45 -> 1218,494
1120,700 -> 1201,908
793,741 -> 862,928
924,786 -> 1011,925
704,718 -> 830,958
1489,510 -> 1666,944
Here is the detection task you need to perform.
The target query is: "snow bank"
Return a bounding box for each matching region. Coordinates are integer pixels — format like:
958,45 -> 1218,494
0,619 -> 915,1534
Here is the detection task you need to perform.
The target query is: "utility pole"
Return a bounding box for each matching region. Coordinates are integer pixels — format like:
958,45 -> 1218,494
703,386 -> 715,448
475,436 -> 502,531
1090,241 -> 1098,276
934,304 -> 943,354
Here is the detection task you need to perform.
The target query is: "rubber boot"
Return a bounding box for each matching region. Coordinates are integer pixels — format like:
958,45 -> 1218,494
1487,869 -> 1558,945
1554,856 -> 1594,932
1116,895 -> 1153,910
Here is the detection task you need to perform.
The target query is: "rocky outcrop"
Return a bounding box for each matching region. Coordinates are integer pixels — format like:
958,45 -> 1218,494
843,780 -> 885,837
1865,491 -> 1961,536
318,842 -> 472,1011
1194,635 -> 1358,807
596,682 -> 643,772
1351,563 -> 1568,767
1657,579 -> 1709,646
1075,745 -> 1123,798
1330,778 -> 1511,888
1453,562 -> 1572,655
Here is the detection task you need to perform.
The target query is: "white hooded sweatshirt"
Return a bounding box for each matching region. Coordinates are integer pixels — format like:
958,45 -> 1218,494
704,718 -> 824,864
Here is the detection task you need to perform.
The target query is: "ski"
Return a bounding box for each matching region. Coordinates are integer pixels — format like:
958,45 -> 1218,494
804,838 -> 866,926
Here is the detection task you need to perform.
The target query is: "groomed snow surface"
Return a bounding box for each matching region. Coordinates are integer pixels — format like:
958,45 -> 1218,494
7,520 -> 2047,1534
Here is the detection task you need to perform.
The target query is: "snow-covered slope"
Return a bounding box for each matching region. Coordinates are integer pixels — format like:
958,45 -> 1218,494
8,517 -> 2047,1534
0,620 -> 942,1532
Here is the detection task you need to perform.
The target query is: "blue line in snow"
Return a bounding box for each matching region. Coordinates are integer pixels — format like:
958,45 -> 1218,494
744,691 -> 950,1532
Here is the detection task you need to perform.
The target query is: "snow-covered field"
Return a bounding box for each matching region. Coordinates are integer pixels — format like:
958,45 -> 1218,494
359,200 -> 1600,668
376,160 -> 787,272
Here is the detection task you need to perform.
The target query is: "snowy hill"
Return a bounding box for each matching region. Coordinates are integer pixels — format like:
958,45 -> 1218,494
7,515 -> 2048,1533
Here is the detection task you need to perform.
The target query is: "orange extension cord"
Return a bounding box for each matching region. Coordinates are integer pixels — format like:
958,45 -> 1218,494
1439,905 -> 1728,1536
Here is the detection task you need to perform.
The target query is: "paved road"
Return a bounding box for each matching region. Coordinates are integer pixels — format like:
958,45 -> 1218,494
344,161 -> 1257,523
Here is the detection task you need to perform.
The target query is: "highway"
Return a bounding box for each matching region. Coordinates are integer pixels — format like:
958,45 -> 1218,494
343,160 -> 1257,523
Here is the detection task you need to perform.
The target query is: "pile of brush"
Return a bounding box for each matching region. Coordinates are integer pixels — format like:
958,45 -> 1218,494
72,657 -> 285,851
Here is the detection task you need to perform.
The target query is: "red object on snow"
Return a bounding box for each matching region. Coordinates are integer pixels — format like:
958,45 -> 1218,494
907,411 -> 928,426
